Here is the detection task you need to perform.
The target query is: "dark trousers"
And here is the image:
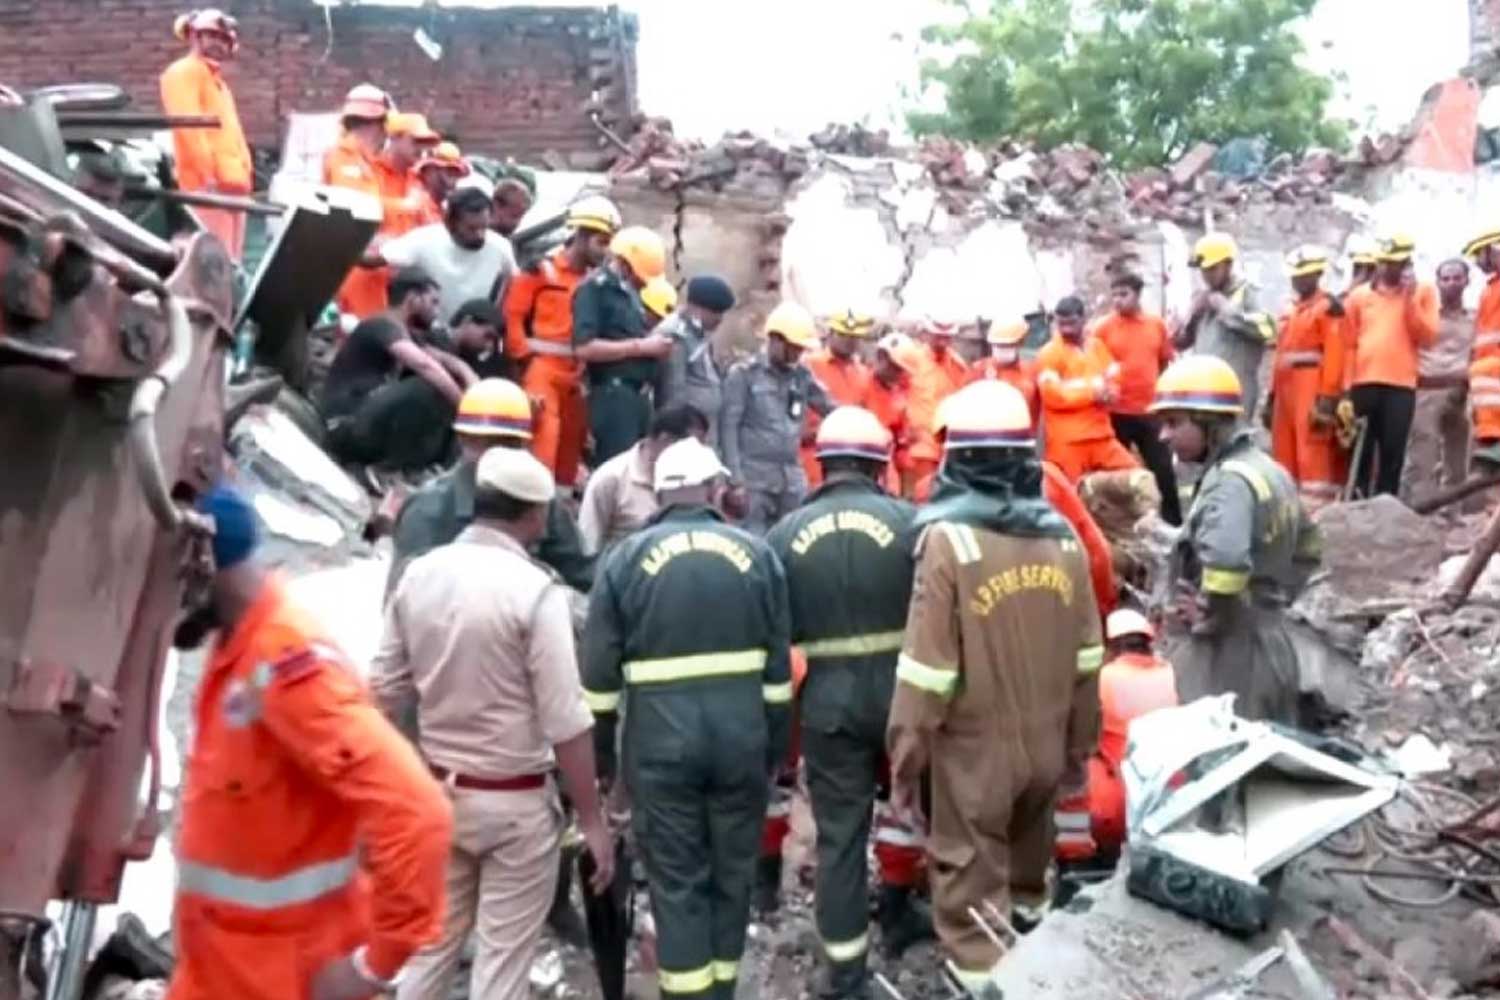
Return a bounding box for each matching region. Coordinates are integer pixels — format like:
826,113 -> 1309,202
804,724 -> 879,984
1111,412 -> 1181,525
590,381 -> 652,465
326,377 -> 455,471
1350,383 -> 1416,498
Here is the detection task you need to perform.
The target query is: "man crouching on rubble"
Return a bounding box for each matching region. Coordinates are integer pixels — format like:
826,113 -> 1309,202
1152,355 -> 1322,724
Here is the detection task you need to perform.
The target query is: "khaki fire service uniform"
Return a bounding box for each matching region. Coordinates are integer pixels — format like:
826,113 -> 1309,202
766,477 -> 921,992
1165,428 -> 1322,724
886,520 -> 1102,982
581,504 -> 792,1000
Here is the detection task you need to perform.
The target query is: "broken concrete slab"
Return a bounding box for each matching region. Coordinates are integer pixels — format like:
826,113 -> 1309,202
1302,496 -> 1448,615
1171,141 -> 1220,188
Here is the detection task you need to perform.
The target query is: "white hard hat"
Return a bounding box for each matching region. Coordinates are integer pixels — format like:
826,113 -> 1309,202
1105,608 -> 1154,641
475,447 -> 554,504
654,438 -> 728,493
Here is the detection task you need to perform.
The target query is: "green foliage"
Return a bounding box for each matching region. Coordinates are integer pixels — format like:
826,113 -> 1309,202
909,0 -> 1350,168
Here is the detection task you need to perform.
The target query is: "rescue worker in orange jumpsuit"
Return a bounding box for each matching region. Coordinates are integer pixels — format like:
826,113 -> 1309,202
969,320 -> 1038,423
867,332 -> 921,496
1036,296 -> 1138,482
904,319 -> 969,497
1270,246 -> 1347,511
160,8 -> 253,261
800,310 -> 876,489
504,195 -> 621,489
380,112 -> 441,228
414,142 -> 469,225
323,84 -> 398,322
887,380 -> 1103,992
1466,225 -> 1500,466
168,486 -> 451,1000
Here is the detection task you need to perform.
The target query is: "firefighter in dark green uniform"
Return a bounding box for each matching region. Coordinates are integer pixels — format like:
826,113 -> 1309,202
573,225 -> 675,464
582,436 -> 792,1000
766,406 -> 933,1000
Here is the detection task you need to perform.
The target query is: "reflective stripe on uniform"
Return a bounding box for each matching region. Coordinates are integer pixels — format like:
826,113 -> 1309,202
1076,644 -> 1104,675
1202,566 -> 1250,595
1220,459 -> 1272,502
1053,810 -> 1091,832
800,630 -> 905,658
1472,376 -> 1500,391
872,823 -> 922,847
623,649 -> 767,685
712,960 -> 739,982
763,681 -> 793,704
895,653 -> 957,698
1473,394 -> 1500,407
527,337 -> 575,358
176,853 -> 357,910
822,929 -> 870,962
938,522 -> 982,565
583,688 -> 621,713
1475,332 -> 1500,349
1281,350 -> 1322,367
659,964 -> 714,994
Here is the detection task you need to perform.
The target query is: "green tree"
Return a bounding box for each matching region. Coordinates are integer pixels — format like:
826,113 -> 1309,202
909,0 -> 1349,168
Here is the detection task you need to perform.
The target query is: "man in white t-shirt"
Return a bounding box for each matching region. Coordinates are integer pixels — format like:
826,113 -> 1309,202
364,185 -> 517,320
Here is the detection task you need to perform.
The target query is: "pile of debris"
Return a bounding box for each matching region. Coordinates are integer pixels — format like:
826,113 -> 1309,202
607,115 -> 812,199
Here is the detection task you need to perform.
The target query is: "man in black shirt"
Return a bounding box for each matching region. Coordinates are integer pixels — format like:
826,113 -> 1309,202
443,298 -> 511,380
320,267 -> 476,476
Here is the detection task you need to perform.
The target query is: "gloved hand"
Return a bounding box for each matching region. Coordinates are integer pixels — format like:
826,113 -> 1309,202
1335,397 -> 1359,449
1310,395 -> 1336,430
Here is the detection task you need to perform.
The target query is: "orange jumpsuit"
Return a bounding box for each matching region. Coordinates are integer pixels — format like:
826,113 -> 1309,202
323,141 -> 430,321
1272,291 -> 1346,508
866,374 -> 909,495
167,576 -> 451,1000
905,345 -> 969,494
1085,651 -> 1177,851
1035,335 -> 1138,482
800,350 -> 873,487
159,51 -> 253,261
504,249 -> 589,486
1471,274 -> 1500,443
969,357 -> 1039,424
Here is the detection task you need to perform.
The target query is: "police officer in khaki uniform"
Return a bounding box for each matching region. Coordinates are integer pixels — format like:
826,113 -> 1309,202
886,380 -> 1104,996
373,448 -> 612,1000
582,438 -> 792,1000
1152,355 -> 1321,724
721,302 -> 834,533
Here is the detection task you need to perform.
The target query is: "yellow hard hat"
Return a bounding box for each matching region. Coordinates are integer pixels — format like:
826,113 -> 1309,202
876,332 -> 924,375
815,406 -> 892,463
1149,355 -> 1243,416
1285,244 -> 1329,278
827,309 -> 876,338
1464,226 -> 1500,258
1347,236 -> 1380,267
641,276 -> 678,319
764,301 -> 819,349
1106,608 -> 1154,641
610,226 -> 667,281
453,378 -> 533,439
935,380 -> 1033,449
1190,232 -> 1238,270
987,320 -> 1028,346
567,194 -> 622,236
1377,232 -> 1416,263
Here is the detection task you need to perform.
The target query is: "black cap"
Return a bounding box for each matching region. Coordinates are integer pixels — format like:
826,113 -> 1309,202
450,298 -> 501,327
685,274 -> 736,313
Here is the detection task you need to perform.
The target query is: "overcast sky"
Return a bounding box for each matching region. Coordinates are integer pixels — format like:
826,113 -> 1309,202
356,0 -> 1472,142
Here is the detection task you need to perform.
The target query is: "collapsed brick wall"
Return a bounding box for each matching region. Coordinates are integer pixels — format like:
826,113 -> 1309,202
0,0 -> 637,164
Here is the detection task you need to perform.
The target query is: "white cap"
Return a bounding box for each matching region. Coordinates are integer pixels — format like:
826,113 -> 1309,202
1105,608 -> 1154,641
454,173 -> 495,200
654,438 -> 728,493
476,447 -> 554,504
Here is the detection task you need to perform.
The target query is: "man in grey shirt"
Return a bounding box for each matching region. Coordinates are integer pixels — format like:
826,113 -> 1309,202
1178,232 -> 1276,423
656,274 -> 736,449
368,186 -> 518,320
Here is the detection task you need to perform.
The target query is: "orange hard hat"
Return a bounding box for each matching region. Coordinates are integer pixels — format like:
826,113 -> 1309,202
815,406 -> 892,463
610,226 -> 667,282
417,142 -> 470,176
1149,355 -> 1243,416
386,112 -> 440,143
876,332 -> 924,376
935,379 -> 1034,449
340,83 -> 391,122
764,302 -> 819,349
453,378 -> 533,439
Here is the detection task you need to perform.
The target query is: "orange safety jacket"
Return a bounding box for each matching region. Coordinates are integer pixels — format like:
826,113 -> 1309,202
1274,291 -> 1346,401
969,357 -> 1039,423
159,52 -> 252,195
167,576 -> 451,1000
1036,334 -> 1117,444
907,346 -> 969,465
1089,312 -> 1173,416
503,249 -> 588,366
323,141 -> 430,321
1476,274 -> 1500,361
865,374 -> 910,494
800,350 -> 873,487
1344,282 -> 1440,390
1086,651 -> 1177,851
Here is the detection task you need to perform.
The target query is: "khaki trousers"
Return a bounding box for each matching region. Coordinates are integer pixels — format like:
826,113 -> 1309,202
1400,383 -> 1470,506
398,783 -> 562,1000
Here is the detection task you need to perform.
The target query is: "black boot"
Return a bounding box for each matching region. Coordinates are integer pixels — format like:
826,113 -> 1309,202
547,846 -> 590,948
819,959 -> 871,1000
877,885 -> 934,958
754,854 -> 783,918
